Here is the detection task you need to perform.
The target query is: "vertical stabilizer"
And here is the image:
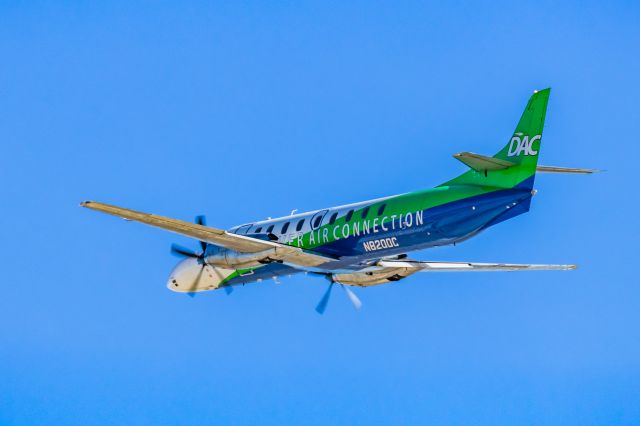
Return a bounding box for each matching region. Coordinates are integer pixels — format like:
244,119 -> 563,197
440,88 -> 550,189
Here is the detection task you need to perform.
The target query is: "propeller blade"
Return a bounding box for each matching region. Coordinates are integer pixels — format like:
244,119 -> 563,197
171,244 -> 199,258
195,216 -> 208,252
187,264 -> 206,294
315,282 -> 335,314
340,284 -> 362,310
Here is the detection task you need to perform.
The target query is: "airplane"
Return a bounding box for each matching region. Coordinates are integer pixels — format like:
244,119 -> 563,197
81,88 -> 600,313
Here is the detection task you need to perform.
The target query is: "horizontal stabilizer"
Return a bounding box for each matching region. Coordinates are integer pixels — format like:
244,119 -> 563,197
453,152 -> 602,175
536,165 -> 603,174
453,152 -> 516,172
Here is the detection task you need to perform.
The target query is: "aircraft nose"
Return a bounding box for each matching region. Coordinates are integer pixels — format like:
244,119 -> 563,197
167,276 -> 180,290
167,270 -> 183,291
166,256 -> 227,293
166,257 -> 198,292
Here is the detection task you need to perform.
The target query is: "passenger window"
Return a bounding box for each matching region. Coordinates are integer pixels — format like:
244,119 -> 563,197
361,206 -> 369,219
296,219 -> 305,231
328,212 -> 338,224
255,227 -> 262,233
378,204 -> 387,215
281,222 -> 290,233
266,224 -> 274,233
345,210 -> 354,222
313,215 -> 322,228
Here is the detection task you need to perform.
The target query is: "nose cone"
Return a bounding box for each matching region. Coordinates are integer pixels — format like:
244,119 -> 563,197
167,257 -> 206,293
166,258 -> 235,293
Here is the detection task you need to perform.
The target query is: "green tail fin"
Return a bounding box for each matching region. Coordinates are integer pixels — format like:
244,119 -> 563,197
440,88 -> 550,189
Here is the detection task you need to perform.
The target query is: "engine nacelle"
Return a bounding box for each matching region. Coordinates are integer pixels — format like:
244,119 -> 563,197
204,246 -> 278,269
167,257 -> 236,293
332,267 -> 416,287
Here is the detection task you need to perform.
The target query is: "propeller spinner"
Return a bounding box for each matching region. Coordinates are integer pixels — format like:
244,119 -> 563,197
169,215 -> 233,296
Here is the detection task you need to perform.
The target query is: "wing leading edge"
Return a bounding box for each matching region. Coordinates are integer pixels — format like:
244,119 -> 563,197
80,201 -> 332,268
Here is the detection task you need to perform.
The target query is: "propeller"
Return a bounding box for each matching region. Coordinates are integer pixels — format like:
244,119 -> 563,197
315,282 -> 334,314
313,274 -> 362,314
169,215 -> 234,296
194,215 -> 207,253
170,244 -> 200,259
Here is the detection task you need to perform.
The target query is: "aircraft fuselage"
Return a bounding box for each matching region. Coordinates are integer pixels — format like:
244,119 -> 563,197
217,178 -> 535,287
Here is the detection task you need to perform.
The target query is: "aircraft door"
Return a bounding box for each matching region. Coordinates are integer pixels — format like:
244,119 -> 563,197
310,210 -> 329,230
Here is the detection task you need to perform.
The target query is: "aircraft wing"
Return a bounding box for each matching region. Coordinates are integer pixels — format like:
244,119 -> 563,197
377,259 -> 576,271
80,201 -> 332,267
330,258 -> 576,286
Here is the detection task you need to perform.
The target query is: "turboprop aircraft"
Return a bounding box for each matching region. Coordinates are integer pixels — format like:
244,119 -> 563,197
81,88 -> 599,313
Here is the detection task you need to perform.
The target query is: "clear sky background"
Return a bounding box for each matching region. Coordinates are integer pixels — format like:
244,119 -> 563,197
1,1 -> 639,425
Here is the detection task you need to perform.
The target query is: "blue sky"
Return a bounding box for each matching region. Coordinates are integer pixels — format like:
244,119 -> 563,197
1,1 -> 639,424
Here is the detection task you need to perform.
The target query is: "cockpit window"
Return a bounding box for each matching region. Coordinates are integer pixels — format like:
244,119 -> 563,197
235,225 -> 252,235
266,224 -> 274,233
254,227 -> 262,233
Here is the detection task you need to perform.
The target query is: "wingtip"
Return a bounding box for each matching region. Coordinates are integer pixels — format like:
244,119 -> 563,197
452,151 -> 471,159
80,200 -> 92,207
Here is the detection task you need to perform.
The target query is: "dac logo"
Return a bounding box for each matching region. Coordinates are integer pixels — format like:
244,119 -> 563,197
507,133 -> 541,157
